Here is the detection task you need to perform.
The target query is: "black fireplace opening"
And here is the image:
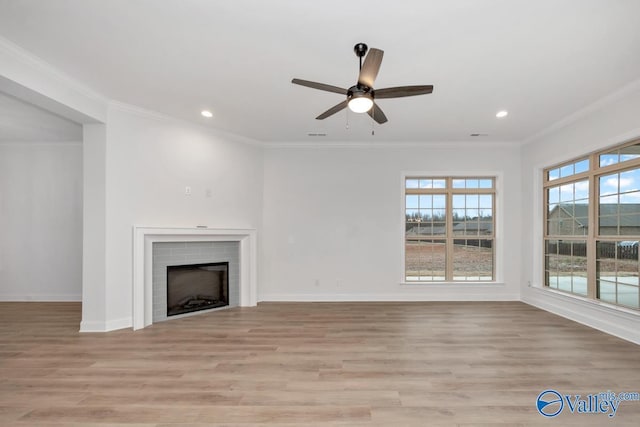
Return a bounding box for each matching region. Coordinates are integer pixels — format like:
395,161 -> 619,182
166,262 -> 229,317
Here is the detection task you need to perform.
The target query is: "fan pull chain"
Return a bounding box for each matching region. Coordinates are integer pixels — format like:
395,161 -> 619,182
371,105 -> 375,136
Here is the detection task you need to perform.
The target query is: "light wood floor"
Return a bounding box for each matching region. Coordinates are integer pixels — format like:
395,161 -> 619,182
1,302 -> 639,426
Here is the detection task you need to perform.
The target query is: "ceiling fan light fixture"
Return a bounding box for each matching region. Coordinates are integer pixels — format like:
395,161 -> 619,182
348,92 -> 373,113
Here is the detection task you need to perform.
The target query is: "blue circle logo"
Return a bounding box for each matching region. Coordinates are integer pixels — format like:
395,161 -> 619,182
537,389 -> 564,417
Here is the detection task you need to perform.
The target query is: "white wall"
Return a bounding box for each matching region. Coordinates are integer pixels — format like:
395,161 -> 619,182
261,142 -> 522,301
82,105 -> 263,331
0,141 -> 83,300
521,82 -> 640,344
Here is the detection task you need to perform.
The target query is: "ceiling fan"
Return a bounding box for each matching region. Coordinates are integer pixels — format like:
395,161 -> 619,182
291,43 -> 433,124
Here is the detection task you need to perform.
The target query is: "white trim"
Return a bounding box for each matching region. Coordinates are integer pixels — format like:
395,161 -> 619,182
109,101 -> 263,148
80,317 -> 131,333
0,294 -> 81,302
523,287 -> 640,345
0,35 -> 107,123
0,140 -> 82,146
523,77 -> 640,146
264,140 -> 521,149
261,292 -> 520,302
132,226 -> 257,330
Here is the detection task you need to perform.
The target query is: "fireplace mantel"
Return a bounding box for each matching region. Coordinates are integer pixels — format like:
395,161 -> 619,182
132,226 -> 257,330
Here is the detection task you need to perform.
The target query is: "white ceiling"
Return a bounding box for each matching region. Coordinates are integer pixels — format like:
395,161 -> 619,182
0,0 -> 639,143
0,92 -> 82,142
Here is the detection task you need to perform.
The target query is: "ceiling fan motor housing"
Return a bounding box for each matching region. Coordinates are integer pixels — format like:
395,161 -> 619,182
348,85 -> 372,99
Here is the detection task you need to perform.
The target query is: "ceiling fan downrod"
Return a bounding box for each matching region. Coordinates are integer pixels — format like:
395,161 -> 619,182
354,43 -> 368,72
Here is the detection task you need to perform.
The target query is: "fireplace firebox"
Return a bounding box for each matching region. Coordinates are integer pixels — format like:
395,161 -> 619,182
166,262 -> 229,317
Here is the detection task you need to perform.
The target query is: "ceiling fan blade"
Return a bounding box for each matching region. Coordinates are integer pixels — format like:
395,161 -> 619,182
375,85 -> 433,99
367,102 -> 388,124
358,48 -> 384,88
292,78 -> 348,95
316,100 -> 349,120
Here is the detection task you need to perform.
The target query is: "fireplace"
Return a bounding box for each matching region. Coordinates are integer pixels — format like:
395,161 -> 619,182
166,262 -> 229,317
132,227 -> 256,330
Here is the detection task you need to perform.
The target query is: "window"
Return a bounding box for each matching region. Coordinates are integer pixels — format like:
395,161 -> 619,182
543,139 -> 640,310
405,177 -> 495,282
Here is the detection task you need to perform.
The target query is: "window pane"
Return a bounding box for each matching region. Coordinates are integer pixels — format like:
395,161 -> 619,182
452,239 -> 493,281
466,194 -> 479,208
548,168 -> 560,181
620,191 -> 640,203
619,142 -> 640,162
405,240 -> 446,281
419,179 -> 432,188
544,240 -> 587,295
600,173 -> 619,195
452,194 -> 465,209
547,181 -> 588,237
479,179 -> 493,188
597,240 -> 639,308
560,183 -> 574,202
618,284 -> 639,309
574,181 -> 589,200
599,168 -> 640,236
406,179 -> 419,189
406,209 -> 420,227
419,194 -> 431,208
452,179 -> 465,188
433,195 -> 446,209
560,164 -> 573,178
406,195 -> 419,209
600,142 -> 640,168
479,195 -> 492,209
600,153 -> 619,167
575,159 -> 589,174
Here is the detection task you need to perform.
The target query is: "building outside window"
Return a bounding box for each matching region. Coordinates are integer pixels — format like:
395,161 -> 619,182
404,177 -> 495,282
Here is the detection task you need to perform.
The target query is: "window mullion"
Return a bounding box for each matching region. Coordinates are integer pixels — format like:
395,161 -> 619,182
446,189 -> 453,281
587,153 -> 598,299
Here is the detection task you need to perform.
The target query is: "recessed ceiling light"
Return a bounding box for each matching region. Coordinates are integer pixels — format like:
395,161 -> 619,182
201,110 -> 213,118
496,110 -> 508,118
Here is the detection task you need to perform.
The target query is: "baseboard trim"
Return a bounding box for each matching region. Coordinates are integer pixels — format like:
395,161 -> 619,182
522,287 -> 640,345
79,316 -> 132,333
259,293 -> 521,302
0,294 -> 81,302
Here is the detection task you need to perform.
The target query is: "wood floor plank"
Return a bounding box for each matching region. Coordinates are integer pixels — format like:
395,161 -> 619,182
1,301 -> 639,425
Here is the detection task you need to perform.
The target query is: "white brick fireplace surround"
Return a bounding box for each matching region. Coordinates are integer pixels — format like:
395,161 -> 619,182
132,227 -> 257,330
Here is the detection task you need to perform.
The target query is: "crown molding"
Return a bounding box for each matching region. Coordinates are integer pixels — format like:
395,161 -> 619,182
0,35 -> 108,123
107,100 -> 264,148
523,77 -> 640,146
262,140 -> 522,149
0,140 -> 82,146
0,36 -> 106,103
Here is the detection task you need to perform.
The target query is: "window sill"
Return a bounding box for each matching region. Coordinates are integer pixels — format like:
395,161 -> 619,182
400,281 -> 505,286
536,286 -> 640,316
